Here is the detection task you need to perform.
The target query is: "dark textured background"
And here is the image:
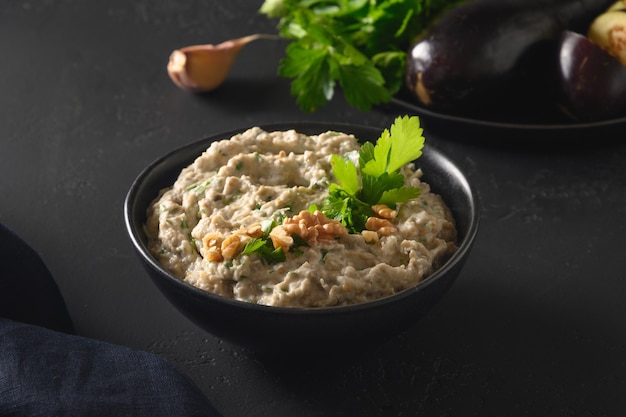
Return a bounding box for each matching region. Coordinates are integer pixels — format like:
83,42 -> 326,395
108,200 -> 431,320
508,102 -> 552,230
2,1 -> 626,415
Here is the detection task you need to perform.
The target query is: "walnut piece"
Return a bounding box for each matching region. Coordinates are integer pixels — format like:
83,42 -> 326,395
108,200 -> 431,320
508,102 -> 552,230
270,210 -> 347,251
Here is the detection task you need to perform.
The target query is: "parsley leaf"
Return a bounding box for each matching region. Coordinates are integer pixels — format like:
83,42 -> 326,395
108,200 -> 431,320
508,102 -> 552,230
241,238 -> 266,254
335,61 -> 391,112
279,42 -> 335,112
362,114 -> 424,176
241,237 -> 286,264
330,154 -> 359,196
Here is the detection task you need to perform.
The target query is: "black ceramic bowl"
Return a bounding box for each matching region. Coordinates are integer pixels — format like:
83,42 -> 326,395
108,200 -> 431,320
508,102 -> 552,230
124,122 -> 480,353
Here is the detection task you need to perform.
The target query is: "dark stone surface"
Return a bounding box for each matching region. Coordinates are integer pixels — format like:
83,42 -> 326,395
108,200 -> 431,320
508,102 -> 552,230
1,1 -> 625,415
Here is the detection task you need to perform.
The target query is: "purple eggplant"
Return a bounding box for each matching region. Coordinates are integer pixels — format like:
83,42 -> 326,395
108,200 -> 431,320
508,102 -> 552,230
557,30 -> 626,121
405,0 -> 616,116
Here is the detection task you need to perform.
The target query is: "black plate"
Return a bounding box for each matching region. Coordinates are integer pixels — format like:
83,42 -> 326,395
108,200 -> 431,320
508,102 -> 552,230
388,95 -> 626,145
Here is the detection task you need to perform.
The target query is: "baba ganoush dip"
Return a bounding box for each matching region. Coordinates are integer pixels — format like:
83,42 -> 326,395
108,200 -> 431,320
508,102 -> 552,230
146,126 -> 458,308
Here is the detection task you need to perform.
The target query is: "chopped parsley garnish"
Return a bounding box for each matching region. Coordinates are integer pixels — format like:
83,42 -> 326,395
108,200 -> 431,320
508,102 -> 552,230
185,179 -> 212,194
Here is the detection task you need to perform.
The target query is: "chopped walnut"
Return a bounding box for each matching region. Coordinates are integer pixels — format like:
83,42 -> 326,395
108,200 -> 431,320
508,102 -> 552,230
365,216 -> 397,237
270,210 -> 347,251
202,233 -> 224,262
221,235 -> 242,260
371,204 -> 397,220
269,226 -> 294,252
244,223 -> 264,238
200,210 -> 348,260
202,226 -> 256,262
361,230 -> 379,243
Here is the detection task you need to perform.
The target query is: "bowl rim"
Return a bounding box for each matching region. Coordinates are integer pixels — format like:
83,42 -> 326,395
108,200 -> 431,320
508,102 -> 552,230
124,121 -> 480,317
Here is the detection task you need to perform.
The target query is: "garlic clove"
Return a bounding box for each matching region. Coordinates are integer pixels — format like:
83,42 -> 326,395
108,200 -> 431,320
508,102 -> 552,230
588,10 -> 626,66
167,34 -> 271,92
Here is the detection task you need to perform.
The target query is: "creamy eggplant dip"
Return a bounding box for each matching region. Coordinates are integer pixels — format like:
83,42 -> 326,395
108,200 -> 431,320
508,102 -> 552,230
146,123 -> 458,308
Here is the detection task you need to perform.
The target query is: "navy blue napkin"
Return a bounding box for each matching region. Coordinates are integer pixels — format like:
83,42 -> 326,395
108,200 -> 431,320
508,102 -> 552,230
0,223 -> 73,333
0,223 -> 221,417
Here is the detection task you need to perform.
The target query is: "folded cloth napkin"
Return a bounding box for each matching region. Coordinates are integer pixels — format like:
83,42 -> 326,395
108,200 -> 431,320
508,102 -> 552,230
0,318 -> 222,417
0,223 -> 222,417
0,222 -> 73,333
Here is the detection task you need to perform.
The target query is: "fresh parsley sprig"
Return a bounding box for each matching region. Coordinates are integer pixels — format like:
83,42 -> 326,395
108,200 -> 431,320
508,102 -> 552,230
259,0 -> 461,112
321,115 -> 424,233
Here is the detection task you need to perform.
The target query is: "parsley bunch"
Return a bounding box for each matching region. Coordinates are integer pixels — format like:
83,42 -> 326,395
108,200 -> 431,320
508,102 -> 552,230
321,115 -> 424,233
259,0 -> 460,112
